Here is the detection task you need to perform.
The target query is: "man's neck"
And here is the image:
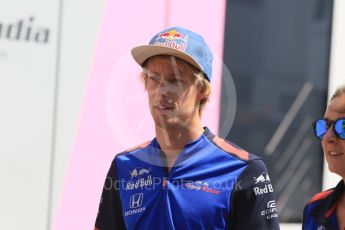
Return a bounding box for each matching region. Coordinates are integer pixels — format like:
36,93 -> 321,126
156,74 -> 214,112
156,126 -> 204,150
155,123 -> 204,169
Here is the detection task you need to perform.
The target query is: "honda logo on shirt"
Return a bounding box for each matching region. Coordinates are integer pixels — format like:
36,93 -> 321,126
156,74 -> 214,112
130,193 -> 143,209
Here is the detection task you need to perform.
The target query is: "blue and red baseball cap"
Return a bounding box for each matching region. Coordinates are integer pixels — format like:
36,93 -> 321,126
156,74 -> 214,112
131,26 -> 213,81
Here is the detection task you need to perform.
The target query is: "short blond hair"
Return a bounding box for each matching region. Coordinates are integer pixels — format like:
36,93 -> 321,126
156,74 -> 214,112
140,55 -> 211,115
331,85 -> 345,101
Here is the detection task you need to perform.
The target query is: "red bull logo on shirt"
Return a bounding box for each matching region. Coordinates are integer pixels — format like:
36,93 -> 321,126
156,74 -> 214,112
253,172 -> 274,196
126,168 -> 153,190
129,168 -> 150,179
253,172 -> 271,184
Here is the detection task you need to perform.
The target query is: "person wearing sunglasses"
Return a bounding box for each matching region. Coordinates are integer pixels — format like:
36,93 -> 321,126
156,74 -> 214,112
303,86 -> 345,230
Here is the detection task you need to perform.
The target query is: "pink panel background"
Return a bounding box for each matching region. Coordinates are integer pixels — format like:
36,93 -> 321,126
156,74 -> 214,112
53,0 -> 226,229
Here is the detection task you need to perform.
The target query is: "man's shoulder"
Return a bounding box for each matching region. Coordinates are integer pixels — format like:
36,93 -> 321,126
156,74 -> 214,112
306,188 -> 336,206
116,140 -> 152,157
206,134 -> 261,163
303,187 -> 336,225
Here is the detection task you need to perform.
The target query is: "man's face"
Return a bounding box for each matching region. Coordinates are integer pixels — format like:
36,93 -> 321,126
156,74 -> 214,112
145,56 -> 201,128
322,95 -> 345,178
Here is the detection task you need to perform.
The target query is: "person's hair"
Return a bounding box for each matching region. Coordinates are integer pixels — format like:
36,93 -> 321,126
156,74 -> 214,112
331,85 -> 345,101
139,55 -> 211,115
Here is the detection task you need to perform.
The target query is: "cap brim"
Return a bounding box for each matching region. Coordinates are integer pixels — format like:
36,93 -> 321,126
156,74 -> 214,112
131,45 -> 202,71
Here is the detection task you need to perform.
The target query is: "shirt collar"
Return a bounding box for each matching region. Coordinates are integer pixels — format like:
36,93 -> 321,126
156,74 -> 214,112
150,127 -> 214,164
151,126 -> 213,150
312,180 -> 344,226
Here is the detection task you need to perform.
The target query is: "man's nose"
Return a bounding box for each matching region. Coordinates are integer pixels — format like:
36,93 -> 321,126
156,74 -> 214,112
156,81 -> 170,97
156,80 -> 178,97
323,126 -> 336,143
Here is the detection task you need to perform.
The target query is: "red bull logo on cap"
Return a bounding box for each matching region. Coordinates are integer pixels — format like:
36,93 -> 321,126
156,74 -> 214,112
158,29 -> 188,43
154,29 -> 188,52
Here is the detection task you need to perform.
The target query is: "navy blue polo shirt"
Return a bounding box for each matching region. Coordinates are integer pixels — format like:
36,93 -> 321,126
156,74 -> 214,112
95,128 -> 280,230
303,180 -> 344,230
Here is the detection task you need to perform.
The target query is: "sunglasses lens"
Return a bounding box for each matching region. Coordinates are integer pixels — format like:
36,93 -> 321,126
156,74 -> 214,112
315,119 -> 327,140
335,119 -> 345,139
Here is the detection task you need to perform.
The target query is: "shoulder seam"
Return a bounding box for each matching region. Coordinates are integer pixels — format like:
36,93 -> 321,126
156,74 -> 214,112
205,135 -> 251,162
116,140 -> 151,157
307,189 -> 334,204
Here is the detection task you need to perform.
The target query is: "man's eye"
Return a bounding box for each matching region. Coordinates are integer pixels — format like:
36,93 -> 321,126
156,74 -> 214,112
148,76 -> 159,81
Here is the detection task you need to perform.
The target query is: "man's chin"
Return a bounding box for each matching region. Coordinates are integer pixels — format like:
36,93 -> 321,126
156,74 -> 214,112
154,116 -> 181,128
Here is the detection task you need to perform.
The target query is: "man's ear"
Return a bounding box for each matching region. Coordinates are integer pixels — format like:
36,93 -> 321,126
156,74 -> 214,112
197,86 -> 210,101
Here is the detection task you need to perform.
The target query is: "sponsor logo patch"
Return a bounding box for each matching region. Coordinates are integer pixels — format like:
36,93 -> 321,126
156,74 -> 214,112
157,29 -> 188,43
129,193 -> 143,209
253,172 -> 274,196
261,200 -> 278,219
154,29 -> 188,52
126,168 -> 153,190
184,180 -> 220,195
253,172 -> 271,184
124,193 -> 146,217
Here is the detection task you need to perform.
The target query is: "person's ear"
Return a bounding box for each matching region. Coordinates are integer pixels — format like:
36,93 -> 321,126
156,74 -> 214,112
197,86 -> 209,101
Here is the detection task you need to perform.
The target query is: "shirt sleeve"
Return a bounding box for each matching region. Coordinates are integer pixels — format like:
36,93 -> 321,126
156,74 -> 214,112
229,158 -> 280,230
94,159 -> 126,230
302,203 -> 311,230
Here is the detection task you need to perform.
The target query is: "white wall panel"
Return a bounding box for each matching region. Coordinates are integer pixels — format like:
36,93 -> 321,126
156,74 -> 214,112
0,0 -> 59,229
